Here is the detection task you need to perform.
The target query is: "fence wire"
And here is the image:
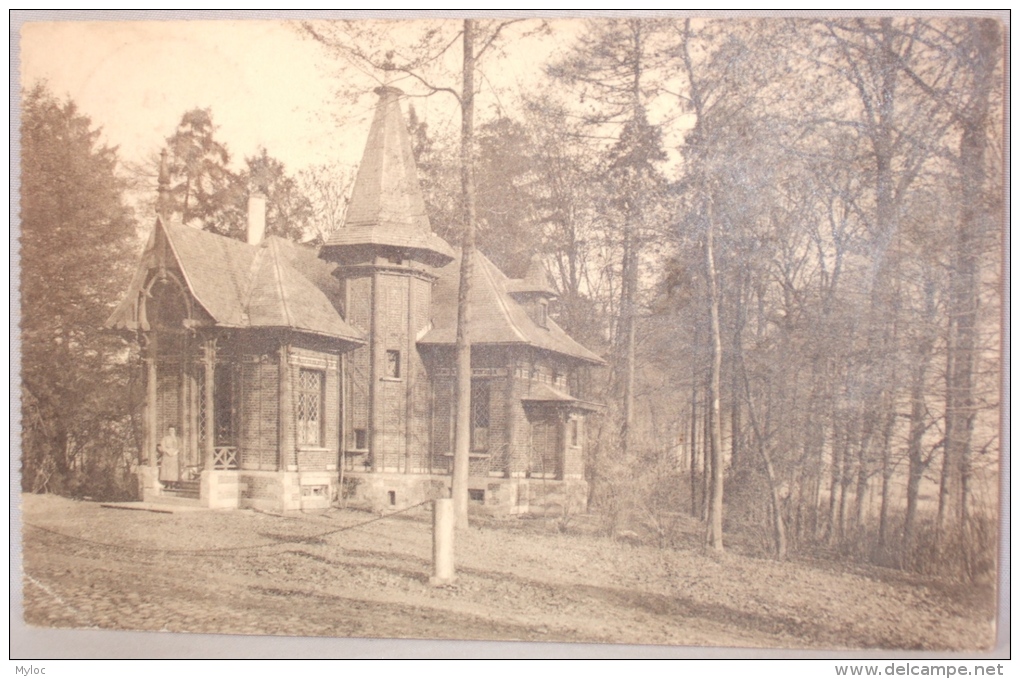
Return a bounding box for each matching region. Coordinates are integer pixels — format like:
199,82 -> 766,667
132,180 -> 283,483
22,499 -> 433,556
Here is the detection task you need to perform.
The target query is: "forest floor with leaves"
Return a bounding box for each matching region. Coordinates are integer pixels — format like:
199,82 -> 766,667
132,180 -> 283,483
18,493 -> 997,654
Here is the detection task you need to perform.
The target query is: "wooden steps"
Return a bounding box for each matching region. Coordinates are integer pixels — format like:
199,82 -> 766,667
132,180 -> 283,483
161,480 -> 200,500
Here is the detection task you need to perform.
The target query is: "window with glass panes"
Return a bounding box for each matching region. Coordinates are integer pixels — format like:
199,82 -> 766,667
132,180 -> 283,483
297,368 -> 324,446
471,379 -> 490,452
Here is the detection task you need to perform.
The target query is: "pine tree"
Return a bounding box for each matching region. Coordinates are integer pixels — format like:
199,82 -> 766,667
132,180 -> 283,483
231,148 -> 315,242
164,108 -> 238,234
20,83 -> 138,498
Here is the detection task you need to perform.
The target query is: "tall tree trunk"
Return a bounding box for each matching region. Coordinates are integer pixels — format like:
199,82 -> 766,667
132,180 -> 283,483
705,200 -> 724,551
837,435 -> 854,543
619,223 -> 638,459
759,440 -> 787,559
826,416 -> 842,543
452,19 -> 477,530
852,412 -> 878,534
740,359 -> 786,558
702,404 -> 712,522
877,408 -> 896,550
618,26 -> 646,466
938,20 -> 999,553
903,347 -> 933,559
689,378 -> 699,517
730,278 -> 746,471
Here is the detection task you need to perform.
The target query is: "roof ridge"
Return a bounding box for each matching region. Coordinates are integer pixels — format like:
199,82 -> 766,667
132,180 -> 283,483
268,238 -> 295,329
242,243 -> 268,326
220,229 -> 252,321
478,252 -> 529,343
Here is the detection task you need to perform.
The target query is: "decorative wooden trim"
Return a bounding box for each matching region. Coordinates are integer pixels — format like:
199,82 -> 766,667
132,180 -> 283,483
433,367 -> 508,378
203,339 -> 216,471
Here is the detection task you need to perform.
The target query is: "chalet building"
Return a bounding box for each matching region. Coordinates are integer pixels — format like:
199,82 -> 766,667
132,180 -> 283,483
108,86 -> 603,514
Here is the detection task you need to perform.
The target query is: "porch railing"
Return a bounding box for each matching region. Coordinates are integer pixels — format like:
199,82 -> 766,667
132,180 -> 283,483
212,446 -> 239,470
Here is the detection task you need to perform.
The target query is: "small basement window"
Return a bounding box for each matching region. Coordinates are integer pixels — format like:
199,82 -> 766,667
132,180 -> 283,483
301,485 -> 328,498
468,488 -> 485,503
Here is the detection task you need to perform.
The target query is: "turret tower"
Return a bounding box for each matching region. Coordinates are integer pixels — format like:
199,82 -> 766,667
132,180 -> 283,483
320,87 -> 454,474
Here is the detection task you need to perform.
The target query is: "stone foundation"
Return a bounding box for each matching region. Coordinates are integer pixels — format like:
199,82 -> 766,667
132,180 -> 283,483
138,464 -> 162,502
200,470 -> 241,509
238,470 -> 335,513
139,465 -> 586,516
343,471 -> 588,516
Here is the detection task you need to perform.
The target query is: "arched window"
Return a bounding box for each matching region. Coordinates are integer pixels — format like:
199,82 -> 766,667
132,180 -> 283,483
145,274 -> 191,331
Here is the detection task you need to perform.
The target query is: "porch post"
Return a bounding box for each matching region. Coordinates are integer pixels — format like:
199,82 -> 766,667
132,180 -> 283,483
145,334 -> 158,467
558,411 -> 567,481
187,350 -> 199,469
278,342 -> 293,471
204,338 -> 216,471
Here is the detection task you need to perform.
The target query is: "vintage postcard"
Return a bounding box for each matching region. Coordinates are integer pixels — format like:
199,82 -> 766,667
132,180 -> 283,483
13,11 -> 1007,659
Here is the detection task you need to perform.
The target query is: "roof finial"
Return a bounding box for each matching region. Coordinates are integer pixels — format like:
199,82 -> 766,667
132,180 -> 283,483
157,149 -> 171,220
320,76 -> 453,268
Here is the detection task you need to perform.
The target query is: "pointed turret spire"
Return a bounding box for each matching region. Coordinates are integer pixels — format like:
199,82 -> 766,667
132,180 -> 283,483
508,255 -> 557,299
156,148 -> 171,220
321,86 -> 454,267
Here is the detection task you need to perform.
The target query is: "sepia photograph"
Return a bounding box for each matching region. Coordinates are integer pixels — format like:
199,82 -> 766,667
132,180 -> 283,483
13,11 -> 1007,659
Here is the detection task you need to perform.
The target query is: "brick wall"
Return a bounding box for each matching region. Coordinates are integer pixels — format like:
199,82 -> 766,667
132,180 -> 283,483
530,413 -> 560,478
409,276 -> 432,473
238,354 -> 278,470
563,415 -> 585,479
507,374 -> 531,476
431,375 -> 453,473
344,276 -> 371,453
375,274 -> 408,471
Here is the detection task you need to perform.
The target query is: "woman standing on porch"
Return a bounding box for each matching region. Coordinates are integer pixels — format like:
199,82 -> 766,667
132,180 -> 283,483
158,426 -> 181,489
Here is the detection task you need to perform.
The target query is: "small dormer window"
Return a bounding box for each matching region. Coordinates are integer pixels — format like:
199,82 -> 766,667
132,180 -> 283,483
523,299 -> 550,329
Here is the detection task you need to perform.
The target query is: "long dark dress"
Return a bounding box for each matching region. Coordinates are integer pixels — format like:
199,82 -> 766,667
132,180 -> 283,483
158,433 -> 180,483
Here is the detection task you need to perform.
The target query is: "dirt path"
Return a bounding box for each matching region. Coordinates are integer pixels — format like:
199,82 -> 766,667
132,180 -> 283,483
18,494 -> 995,651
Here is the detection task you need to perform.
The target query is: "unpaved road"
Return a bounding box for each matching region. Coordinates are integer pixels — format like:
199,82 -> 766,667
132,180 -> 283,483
18,494 -> 995,651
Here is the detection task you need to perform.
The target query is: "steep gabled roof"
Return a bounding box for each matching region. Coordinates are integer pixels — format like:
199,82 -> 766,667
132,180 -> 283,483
322,86 -> 454,266
419,251 -> 604,364
107,218 -> 365,344
159,219 -> 257,327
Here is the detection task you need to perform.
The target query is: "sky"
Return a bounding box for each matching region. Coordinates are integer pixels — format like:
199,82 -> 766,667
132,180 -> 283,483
18,17 -> 571,176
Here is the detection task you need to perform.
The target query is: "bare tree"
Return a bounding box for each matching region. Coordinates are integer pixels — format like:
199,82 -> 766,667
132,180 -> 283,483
302,17 -> 529,529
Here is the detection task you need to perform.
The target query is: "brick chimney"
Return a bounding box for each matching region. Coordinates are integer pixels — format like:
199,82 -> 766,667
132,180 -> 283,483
247,192 -> 266,245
